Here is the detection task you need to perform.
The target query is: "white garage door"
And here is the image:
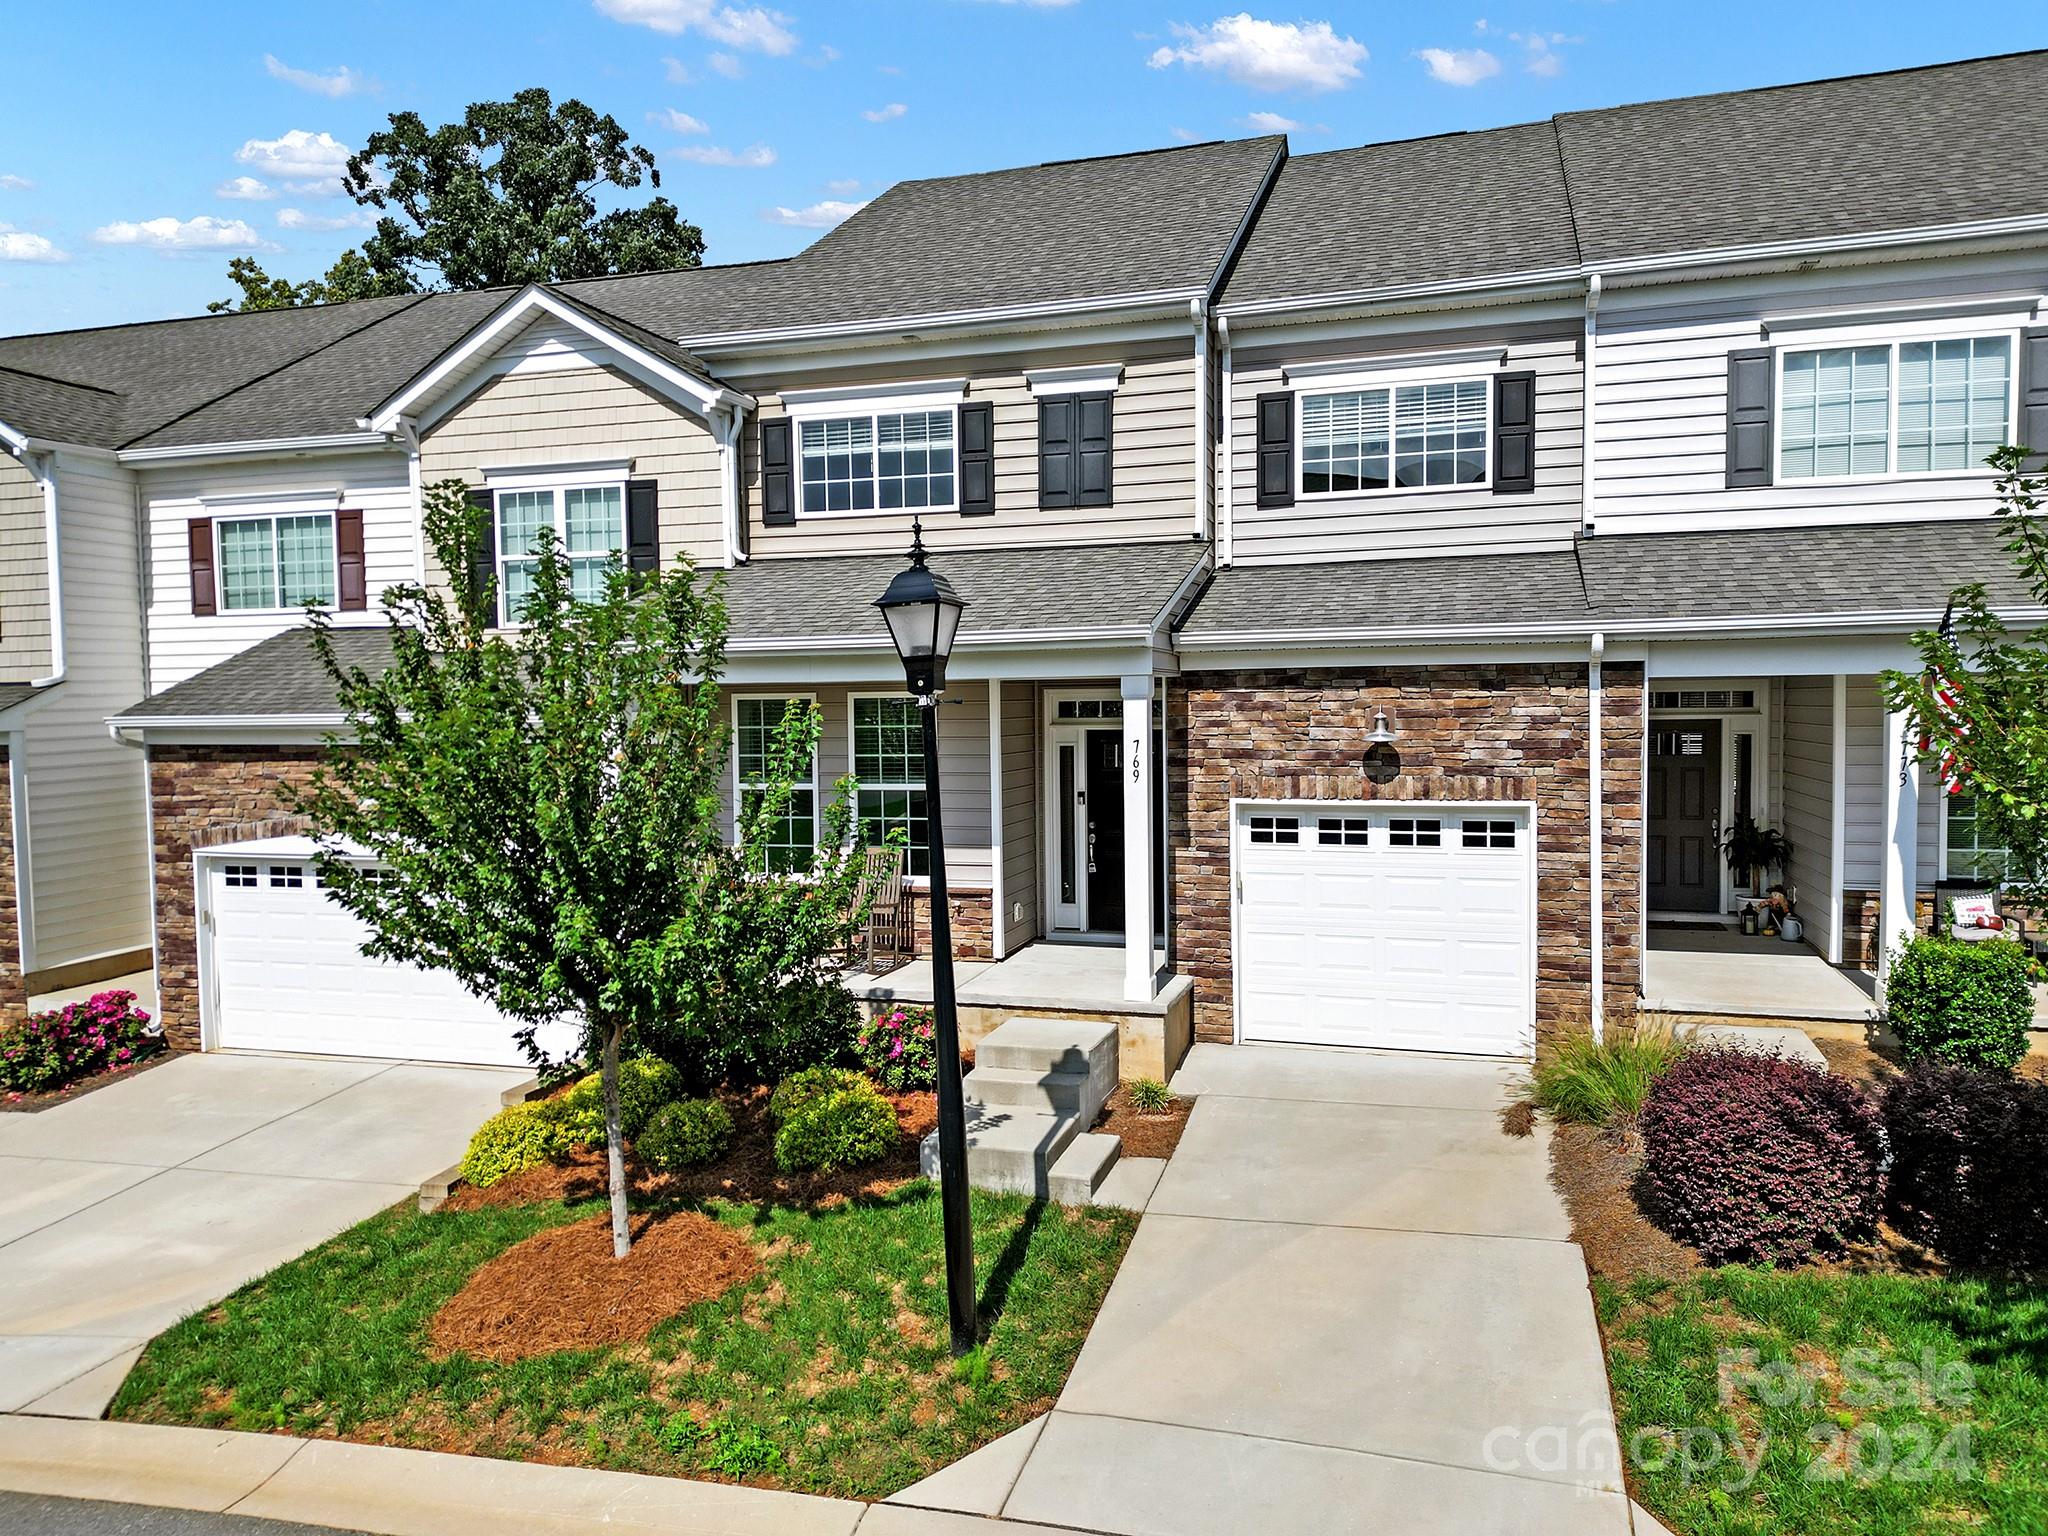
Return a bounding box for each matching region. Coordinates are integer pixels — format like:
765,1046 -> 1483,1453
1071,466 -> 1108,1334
205,852 -> 560,1066
1235,804 -> 1534,1056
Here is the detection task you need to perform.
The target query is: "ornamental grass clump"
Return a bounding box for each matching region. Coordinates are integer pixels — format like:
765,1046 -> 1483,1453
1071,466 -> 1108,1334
1884,934 -> 2034,1073
1882,1061 -> 2048,1271
0,989 -> 159,1096
1636,1048 -> 1886,1266
1526,1030 -> 1689,1127
855,1006 -> 939,1091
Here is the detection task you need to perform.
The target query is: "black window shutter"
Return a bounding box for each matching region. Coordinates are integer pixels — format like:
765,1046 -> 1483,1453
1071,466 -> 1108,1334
465,486 -> 497,617
1074,393 -> 1114,508
188,518 -> 216,616
760,417 -> 795,525
335,508 -> 367,610
625,478 -> 659,575
2020,327 -> 2048,473
1725,348 -> 1775,488
1039,397 -> 1076,510
1491,371 -> 1537,494
958,401 -> 995,515
1255,391 -> 1293,509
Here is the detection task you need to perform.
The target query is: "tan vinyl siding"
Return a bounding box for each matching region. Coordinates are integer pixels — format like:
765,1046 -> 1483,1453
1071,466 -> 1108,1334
1000,681 -> 1039,952
1227,325 -> 1584,565
419,362 -> 724,588
0,453 -> 52,678
735,341 -> 1198,557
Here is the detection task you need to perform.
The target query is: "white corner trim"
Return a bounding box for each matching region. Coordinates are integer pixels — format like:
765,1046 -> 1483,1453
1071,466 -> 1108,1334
780,378 -> 968,417
1762,292 -> 2043,338
1024,363 -> 1125,397
1283,345 -> 1507,390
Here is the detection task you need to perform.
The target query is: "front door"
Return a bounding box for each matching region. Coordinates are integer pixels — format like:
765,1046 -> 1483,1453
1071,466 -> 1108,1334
1648,720 -> 1722,912
1084,728 -> 1125,931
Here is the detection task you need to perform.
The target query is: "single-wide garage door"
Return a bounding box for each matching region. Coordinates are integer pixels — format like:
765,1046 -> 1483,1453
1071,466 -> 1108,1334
206,852 -> 557,1066
1235,804 -> 1534,1056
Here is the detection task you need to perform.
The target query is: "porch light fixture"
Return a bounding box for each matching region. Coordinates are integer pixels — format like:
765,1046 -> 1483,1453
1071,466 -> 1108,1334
875,518 -> 976,1356
1366,707 -> 1398,745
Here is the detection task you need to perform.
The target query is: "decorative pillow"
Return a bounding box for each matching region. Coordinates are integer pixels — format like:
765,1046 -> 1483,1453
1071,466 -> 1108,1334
1952,896 -> 2002,931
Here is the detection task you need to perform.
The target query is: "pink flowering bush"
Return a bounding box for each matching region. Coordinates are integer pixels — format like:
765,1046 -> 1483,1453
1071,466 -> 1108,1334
854,1006 -> 939,1091
0,990 -> 161,1097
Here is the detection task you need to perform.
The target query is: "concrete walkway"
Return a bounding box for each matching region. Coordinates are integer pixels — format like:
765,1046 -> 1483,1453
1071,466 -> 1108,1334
0,1052 -> 525,1418
898,1044 -> 1630,1535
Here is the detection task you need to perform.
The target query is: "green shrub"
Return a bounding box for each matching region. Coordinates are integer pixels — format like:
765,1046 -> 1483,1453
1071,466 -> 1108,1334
768,1065 -> 870,1128
557,1057 -> 686,1146
637,1097 -> 735,1171
1526,1031 -> 1689,1126
1127,1077 -> 1174,1113
772,1080 -> 900,1172
663,979 -> 861,1091
1885,935 -> 2034,1072
459,1102 -> 575,1187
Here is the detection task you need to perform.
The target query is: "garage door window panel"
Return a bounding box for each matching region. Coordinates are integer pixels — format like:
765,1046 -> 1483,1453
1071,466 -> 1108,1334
1387,817 -> 1442,848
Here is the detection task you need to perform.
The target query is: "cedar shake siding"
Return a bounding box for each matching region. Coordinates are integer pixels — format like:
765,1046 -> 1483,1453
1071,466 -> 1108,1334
148,746 -> 323,1050
0,455 -> 51,680
1170,664 -> 1645,1050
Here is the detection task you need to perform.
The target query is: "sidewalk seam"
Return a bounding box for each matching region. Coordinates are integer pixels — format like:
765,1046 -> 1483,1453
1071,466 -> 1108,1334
220,1435 -> 312,1518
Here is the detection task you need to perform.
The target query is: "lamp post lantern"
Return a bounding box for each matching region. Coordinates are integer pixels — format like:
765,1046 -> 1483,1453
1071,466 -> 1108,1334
875,518 -> 976,1357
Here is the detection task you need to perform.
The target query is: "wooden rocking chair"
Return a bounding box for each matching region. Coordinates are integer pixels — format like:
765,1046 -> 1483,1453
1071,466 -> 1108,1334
853,844 -> 913,975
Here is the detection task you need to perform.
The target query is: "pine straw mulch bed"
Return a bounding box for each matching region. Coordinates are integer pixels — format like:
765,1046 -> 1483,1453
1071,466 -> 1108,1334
1092,1083 -> 1193,1160
429,1210 -> 761,1362
445,1083 -> 938,1213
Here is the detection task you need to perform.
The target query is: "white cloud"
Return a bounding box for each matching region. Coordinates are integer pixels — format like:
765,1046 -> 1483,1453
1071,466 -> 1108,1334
1242,110 -> 1300,131
663,55 -> 694,83
806,44 -> 840,66
0,175 -> 33,192
0,225 -> 66,263
276,206 -> 376,231
593,0 -> 797,54
1146,14 -> 1366,93
862,102 -> 907,123
671,142 -> 778,168
262,54 -> 371,97
651,108 -> 711,134
1518,31 -> 1575,77
234,129 -> 354,194
90,216 -> 273,251
1416,46 -> 1500,86
707,52 -> 745,78
825,177 -> 863,195
215,175 -> 275,201
877,63 -> 903,75
762,198 -> 868,229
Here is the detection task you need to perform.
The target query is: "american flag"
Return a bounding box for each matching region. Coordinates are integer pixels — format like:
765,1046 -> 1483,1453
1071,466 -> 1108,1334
1921,600 -> 1970,795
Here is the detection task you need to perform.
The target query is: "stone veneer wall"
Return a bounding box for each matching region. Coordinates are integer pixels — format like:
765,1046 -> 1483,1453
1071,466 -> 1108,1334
905,885 -> 995,962
149,746 -> 324,1050
0,746 -> 25,1023
1170,663 -> 1645,1053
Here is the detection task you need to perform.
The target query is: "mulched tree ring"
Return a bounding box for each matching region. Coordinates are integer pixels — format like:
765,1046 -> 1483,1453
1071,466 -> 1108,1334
429,1210 -> 759,1363
1092,1083 -> 1193,1160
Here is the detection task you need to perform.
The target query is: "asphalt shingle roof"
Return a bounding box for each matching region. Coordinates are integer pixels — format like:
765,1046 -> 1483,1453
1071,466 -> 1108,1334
114,540 -> 1209,722
1176,522 -> 2032,640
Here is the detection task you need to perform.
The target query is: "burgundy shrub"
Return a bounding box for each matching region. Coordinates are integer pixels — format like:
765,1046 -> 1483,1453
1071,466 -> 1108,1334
1883,1062 -> 2048,1271
1636,1048 -> 1885,1266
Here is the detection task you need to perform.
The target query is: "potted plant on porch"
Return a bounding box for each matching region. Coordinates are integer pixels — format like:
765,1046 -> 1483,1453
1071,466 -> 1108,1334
1722,815 -> 1793,897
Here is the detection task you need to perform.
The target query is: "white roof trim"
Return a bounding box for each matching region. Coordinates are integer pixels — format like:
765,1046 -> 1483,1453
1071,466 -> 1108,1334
1024,363 -> 1124,397
1283,346 -> 1506,389
680,287 -> 1204,351
780,377 -> 967,410
368,286 -> 748,433
0,419 -> 28,457
1762,292 -> 2044,335
119,432 -> 391,465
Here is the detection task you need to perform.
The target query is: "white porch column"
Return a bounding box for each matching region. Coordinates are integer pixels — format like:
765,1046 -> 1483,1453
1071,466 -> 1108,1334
1121,673 -> 1155,1002
1880,704 -> 1920,978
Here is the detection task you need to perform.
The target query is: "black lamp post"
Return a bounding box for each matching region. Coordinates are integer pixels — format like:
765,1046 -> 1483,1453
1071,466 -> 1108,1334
875,517 -> 976,1357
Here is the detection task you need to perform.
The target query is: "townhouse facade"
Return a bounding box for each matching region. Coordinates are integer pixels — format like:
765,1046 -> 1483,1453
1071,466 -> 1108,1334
0,50 -> 2042,1074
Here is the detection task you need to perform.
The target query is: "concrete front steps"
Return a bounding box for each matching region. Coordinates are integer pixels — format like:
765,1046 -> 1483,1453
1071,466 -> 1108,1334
919,1016 -> 1124,1204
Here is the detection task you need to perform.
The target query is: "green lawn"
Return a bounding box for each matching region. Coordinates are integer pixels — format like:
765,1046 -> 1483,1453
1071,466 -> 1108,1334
1599,1267 -> 2048,1536
111,1184 -> 1135,1499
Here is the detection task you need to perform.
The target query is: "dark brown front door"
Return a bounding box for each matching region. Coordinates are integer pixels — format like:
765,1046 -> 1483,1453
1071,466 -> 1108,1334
1649,720 -> 1722,912
1084,729 -> 1125,930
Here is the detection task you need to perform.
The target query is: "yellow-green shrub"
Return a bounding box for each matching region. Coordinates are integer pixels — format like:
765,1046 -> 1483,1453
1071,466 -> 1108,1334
458,1102 -> 575,1187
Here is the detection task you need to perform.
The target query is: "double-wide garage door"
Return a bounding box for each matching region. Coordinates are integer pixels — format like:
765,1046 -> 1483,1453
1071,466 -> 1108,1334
205,849 -> 564,1066
1235,803 -> 1534,1057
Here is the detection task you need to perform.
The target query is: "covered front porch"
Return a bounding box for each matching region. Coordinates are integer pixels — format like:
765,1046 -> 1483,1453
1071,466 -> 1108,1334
1641,925 -> 1876,1023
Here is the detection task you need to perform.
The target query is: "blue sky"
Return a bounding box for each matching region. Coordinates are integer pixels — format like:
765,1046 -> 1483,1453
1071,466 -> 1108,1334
4,1 -> 2046,336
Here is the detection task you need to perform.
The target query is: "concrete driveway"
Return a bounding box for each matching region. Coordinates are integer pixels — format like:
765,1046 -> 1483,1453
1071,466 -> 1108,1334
942,1044 -> 1630,1535
0,1053 -> 527,1419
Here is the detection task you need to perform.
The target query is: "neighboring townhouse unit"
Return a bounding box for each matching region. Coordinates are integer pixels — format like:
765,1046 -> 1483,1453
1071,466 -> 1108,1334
0,46 -> 2019,1077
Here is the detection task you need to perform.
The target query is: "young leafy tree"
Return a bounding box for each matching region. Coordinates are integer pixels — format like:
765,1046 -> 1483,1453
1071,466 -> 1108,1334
1882,446 -> 2048,904
297,479 -> 866,1256
210,87 -> 704,311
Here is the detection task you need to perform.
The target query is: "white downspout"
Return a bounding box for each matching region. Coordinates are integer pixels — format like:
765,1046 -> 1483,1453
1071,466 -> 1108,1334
1582,274 -> 1601,535
1216,315 -> 1233,566
28,451 -> 63,688
397,418 -> 426,588
1589,630 -> 1605,1042
719,402 -> 748,568
1191,298 -> 1212,542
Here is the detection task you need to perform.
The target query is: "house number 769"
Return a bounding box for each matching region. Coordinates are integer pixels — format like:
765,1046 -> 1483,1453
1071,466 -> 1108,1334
1131,736 -> 1142,782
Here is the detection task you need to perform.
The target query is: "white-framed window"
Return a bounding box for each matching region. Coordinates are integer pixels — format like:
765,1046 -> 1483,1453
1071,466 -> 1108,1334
1778,334 -> 2016,482
494,483 -> 626,622
799,408 -> 957,515
1299,378 -> 1488,498
734,695 -> 818,875
1945,794 -> 2011,883
217,512 -> 336,611
852,695 -> 929,876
